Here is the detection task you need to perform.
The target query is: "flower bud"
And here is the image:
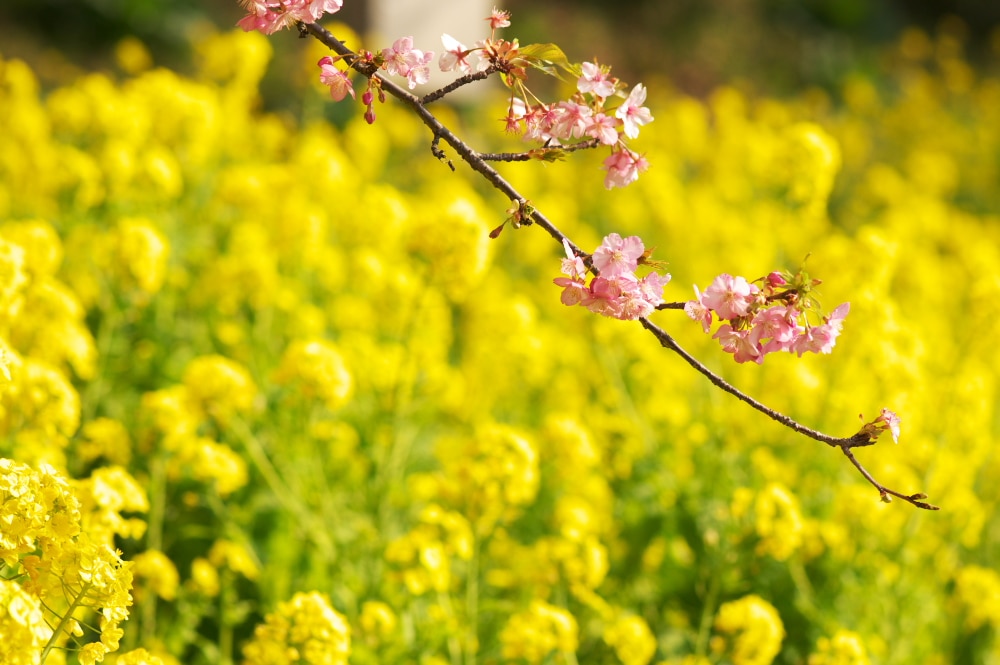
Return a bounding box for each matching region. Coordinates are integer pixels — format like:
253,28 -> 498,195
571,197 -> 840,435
766,271 -> 787,287
362,90 -> 374,106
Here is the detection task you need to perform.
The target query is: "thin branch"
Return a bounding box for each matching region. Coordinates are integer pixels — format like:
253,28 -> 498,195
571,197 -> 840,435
638,317 -> 849,447
301,21 -> 937,510
841,447 -> 940,510
421,67 -> 498,104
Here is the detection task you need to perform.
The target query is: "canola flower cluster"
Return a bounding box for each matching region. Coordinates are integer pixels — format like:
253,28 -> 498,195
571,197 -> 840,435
0,13 -> 999,665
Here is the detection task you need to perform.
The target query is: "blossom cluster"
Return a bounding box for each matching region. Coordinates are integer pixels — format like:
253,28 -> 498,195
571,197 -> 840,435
440,11 -> 653,188
554,233 -> 670,321
684,271 -> 849,364
237,0 -> 343,35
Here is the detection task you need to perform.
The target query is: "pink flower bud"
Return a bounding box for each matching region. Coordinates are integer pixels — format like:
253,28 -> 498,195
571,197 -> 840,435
362,90 -> 374,106
364,108 -> 377,124
766,271 -> 787,287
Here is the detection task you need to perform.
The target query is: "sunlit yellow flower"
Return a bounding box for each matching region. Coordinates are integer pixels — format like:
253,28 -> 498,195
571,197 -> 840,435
208,539 -> 260,581
78,465 -> 149,543
273,339 -> 353,410
77,417 -> 132,466
604,614 -> 657,665
359,600 -> 398,643
110,217 -> 170,298
385,504 -> 472,595
0,578 -> 52,665
182,355 -> 257,423
712,595 -> 785,665
500,599 -> 578,664
188,557 -> 220,597
113,648 -> 167,665
808,629 -> 871,665
242,591 -> 350,665
131,549 -> 180,602
954,565 -> 1000,631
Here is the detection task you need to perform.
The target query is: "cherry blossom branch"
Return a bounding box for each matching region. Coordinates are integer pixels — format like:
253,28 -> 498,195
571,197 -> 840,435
299,21 -> 936,510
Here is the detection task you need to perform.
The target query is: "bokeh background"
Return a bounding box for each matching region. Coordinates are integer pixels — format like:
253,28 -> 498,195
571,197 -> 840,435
1,1 -> 999,665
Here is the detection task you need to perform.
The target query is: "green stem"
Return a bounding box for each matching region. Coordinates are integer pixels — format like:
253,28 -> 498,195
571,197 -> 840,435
465,539 -> 480,665
436,589 -> 463,665
694,573 -> 720,657
139,454 -> 168,646
41,580 -> 95,663
230,416 -> 336,559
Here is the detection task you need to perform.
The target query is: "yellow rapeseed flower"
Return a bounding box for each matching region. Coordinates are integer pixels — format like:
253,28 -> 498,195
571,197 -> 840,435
712,595 -> 785,665
0,578 -> 53,665
273,339 -> 353,410
242,591 -> 350,665
500,600 -> 579,664
182,355 -> 258,423
131,549 -> 180,601
604,614 -> 657,665
808,630 -> 871,665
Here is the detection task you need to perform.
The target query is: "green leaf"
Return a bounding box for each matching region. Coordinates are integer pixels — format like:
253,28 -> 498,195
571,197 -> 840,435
516,43 -> 573,77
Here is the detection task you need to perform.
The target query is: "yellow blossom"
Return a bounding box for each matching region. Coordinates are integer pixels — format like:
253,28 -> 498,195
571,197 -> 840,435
182,355 -> 257,423
808,630 -> 871,665
713,595 -> 785,665
604,614 -> 657,665
500,599 -> 579,664
273,339 -> 353,410
131,549 -> 180,601
953,565 -> 1000,631
242,591 -> 350,665
0,578 -> 53,665
208,539 -> 260,580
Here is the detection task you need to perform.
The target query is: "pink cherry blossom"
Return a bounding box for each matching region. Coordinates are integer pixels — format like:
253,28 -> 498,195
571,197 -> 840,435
487,7 -> 512,30
583,276 -> 625,318
380,37 -> 434,88
318,56 -> 355,101
602,149 -> 649,189
553,276 -> 589,306
592,233 -> 644,278
638,271 -> 671,307
617,277 -> 656,320
702,273 -> 756,320
439,34 -> 472,74
615,83 -> 653,139
684,286 -> 714,333
550,101 -> 592,140
404,50 -> 434,88
749,305 -> 801,354
712,324 -> 762,364
559,239 -> 587,280
237,0 -> 342,34
584,113 -> 620,146
876,408 -> 901,444
554,234 -> 668,321
577,62 -> 616,98
792,302 -> 849,356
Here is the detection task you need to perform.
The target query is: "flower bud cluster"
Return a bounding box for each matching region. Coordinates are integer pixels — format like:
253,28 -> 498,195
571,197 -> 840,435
554,234 -> 670,321
684,271 -> 849,364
